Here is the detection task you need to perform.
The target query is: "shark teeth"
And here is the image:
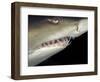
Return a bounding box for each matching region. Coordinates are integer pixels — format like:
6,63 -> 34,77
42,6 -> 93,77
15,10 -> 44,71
39,37 -> 72,48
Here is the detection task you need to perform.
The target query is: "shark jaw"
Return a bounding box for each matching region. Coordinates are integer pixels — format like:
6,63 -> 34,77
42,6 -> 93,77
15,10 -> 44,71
38,36 -> 72,49
28,36 -> 72,66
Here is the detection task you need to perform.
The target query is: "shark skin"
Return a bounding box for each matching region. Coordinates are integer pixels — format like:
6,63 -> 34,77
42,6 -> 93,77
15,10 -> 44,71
28,17 -> 88,66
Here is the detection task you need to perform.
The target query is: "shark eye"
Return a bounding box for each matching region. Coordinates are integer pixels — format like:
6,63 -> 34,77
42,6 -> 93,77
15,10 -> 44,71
52,19 -> 59,24
47,17 -> 64,24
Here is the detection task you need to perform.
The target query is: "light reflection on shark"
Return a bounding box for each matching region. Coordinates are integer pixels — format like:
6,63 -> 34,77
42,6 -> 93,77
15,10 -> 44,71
28,16 -> 88,66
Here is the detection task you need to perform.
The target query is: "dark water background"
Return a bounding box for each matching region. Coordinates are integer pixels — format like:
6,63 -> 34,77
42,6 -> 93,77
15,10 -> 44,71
36,32 -> 88,66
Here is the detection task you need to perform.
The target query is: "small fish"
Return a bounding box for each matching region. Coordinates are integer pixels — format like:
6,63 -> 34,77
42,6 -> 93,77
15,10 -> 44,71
28,16 -> 88,66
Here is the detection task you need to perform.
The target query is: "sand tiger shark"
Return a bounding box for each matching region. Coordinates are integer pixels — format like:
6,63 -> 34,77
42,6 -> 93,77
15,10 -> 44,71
28,16 -> 88,66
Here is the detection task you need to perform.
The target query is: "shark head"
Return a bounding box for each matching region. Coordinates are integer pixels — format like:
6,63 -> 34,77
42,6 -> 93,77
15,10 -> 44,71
28,16 -> 88,66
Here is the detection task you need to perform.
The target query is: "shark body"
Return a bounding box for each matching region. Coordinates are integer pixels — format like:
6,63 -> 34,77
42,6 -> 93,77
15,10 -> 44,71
28,16 -> 88,66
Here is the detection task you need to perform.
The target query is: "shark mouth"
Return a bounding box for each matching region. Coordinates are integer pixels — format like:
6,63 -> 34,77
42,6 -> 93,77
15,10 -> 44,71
28,36 -> 73,66
38,36 -> 72,49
